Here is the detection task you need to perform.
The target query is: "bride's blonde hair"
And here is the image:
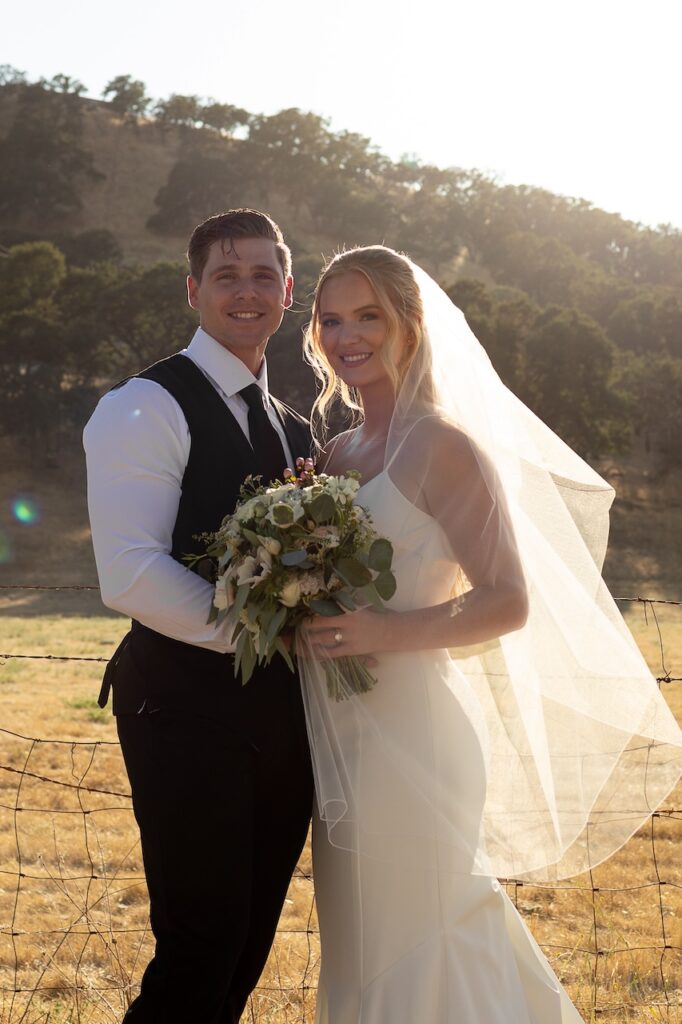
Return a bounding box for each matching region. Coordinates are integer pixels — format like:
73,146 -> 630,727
304,245 -> 431,438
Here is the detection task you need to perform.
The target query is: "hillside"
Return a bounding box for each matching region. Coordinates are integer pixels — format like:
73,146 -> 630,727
0,89 -> 339,268
0,75 -> 680,596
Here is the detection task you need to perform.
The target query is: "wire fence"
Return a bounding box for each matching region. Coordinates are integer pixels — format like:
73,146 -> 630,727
1,587 -> 681,1023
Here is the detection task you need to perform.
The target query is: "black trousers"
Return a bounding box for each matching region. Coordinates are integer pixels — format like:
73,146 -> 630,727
116,659 -> 313,1024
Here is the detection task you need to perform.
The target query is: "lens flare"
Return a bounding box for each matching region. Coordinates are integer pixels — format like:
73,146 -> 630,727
0,529 -> 12,564
11,497 -> 40,525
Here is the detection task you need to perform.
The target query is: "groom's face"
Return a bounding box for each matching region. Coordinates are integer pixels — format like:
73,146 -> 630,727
187,237 -> 294,371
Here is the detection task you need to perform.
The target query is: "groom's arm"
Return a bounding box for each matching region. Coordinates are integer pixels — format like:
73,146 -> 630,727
83,378 -> 235,653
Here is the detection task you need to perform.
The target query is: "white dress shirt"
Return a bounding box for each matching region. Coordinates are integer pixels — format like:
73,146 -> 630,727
83,328 -> 294,653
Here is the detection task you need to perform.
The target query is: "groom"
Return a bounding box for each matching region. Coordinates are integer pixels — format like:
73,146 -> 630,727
83,209 -> 314,1023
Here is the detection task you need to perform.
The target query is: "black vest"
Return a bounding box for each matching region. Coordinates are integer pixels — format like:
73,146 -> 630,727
99,353 -> 312,714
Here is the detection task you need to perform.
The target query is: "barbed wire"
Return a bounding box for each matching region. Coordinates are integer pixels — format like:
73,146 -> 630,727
1,591 -> 681,1022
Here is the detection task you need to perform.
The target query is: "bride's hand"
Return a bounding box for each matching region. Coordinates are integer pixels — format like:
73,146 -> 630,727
299,608 -> 390,663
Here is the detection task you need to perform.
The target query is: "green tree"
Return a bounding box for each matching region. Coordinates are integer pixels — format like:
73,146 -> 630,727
0,241 -> 66,315
488,287 -> 540,390
0,305 -> 67,456
248,108 -> 331,215
0,82 -> 103,220
309,176 -> 395,244
53,261 -> 131,379
447,280 -> 539,391
95,262 -> 198,368
446,278 -> 495,352
199,101 -> 250,135
608,288 -> 682,357
46,73 -> 87,95
153,93 -> 202,131
0,242 -> 70,460
0,64 -> 27,86
614,351 -> 682,464
102,75 -> 150,119
522,306 -> 627,457
397,166 -> 475,273
58,228 -> 123,267
148,144 -> 260,235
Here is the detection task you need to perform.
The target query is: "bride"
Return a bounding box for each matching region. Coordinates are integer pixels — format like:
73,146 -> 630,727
297,245 -> 682,1023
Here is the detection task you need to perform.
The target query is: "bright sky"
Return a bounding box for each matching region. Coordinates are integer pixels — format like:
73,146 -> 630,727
5,0 -> 681,229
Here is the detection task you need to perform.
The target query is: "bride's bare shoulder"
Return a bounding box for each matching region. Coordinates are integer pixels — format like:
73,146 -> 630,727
403,416 -> 478,467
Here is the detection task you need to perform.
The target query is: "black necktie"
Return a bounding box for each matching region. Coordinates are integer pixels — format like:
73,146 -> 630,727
239,383 -> 289,485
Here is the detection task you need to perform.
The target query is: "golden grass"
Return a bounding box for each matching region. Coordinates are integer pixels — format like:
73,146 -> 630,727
1,601 -> 681,1023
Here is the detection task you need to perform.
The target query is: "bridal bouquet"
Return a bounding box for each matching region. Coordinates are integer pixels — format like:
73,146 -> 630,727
192,458 -> 396,699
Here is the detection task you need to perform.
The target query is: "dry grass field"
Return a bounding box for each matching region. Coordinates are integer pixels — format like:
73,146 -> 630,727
1,449 -> 681,1023
1,597 -> 681,1024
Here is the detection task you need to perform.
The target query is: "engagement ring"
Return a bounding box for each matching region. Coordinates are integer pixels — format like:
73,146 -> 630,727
334,630 -> 344,645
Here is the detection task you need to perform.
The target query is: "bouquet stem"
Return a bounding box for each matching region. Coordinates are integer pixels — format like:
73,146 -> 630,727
324,655 -> 378,702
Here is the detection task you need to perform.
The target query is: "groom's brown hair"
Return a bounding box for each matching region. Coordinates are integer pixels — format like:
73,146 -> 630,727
187,209 -> 292,283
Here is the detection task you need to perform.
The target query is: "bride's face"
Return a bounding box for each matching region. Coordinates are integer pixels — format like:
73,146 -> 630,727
318,271 -> 406,388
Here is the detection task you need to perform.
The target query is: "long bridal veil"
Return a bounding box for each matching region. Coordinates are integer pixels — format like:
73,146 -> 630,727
298,253 -> 682,881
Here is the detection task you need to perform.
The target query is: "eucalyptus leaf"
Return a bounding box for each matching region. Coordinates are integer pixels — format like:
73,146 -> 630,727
242,528 -> 262,547
336,557 -> 372,588
281,549 -> 310,566
241,638 -> 257,685
274,637 -> 295,673
207,601 -> 219,624
265,604 -> 288,646
271,503 -> 295,526
335,590 -> 357,611
234,628 -> 249,677
309,492 -> 336,524
368,538 -> 394,572
232,582 -> 251,623
360,582 -> 384,610
309,598 -> 344,617
374,571 -> 397,601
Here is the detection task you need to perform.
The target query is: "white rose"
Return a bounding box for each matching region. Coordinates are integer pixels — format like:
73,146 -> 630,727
256,547 -> 273,577
235,499 -> 256,523
279,578 -> 302,608
213,577 -> 229,610
235,556 -> 258,586
257,536 -> 282,556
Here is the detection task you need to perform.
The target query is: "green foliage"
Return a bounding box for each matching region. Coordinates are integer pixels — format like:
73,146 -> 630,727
0,241 -> 66,314
614,352 -> 682,464
91,261 -> 198,368
1,68 -> 681,468
153,93 -> 202,129
199,100 -> 250,135
0,239 -> 197,460
147,143 -> 259,235
450,280 -> 631,459
448,279 -> 539,391
57,228 -> 123,267
46,73 -> 87,96
0,81 -> 103,221
102,75 -> 150,119
522,306 -> 628,457
0,64 -> 27,86
608,288 -> 682,358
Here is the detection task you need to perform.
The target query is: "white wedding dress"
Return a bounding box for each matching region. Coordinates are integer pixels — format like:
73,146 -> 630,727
311,471 -> 584,1024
